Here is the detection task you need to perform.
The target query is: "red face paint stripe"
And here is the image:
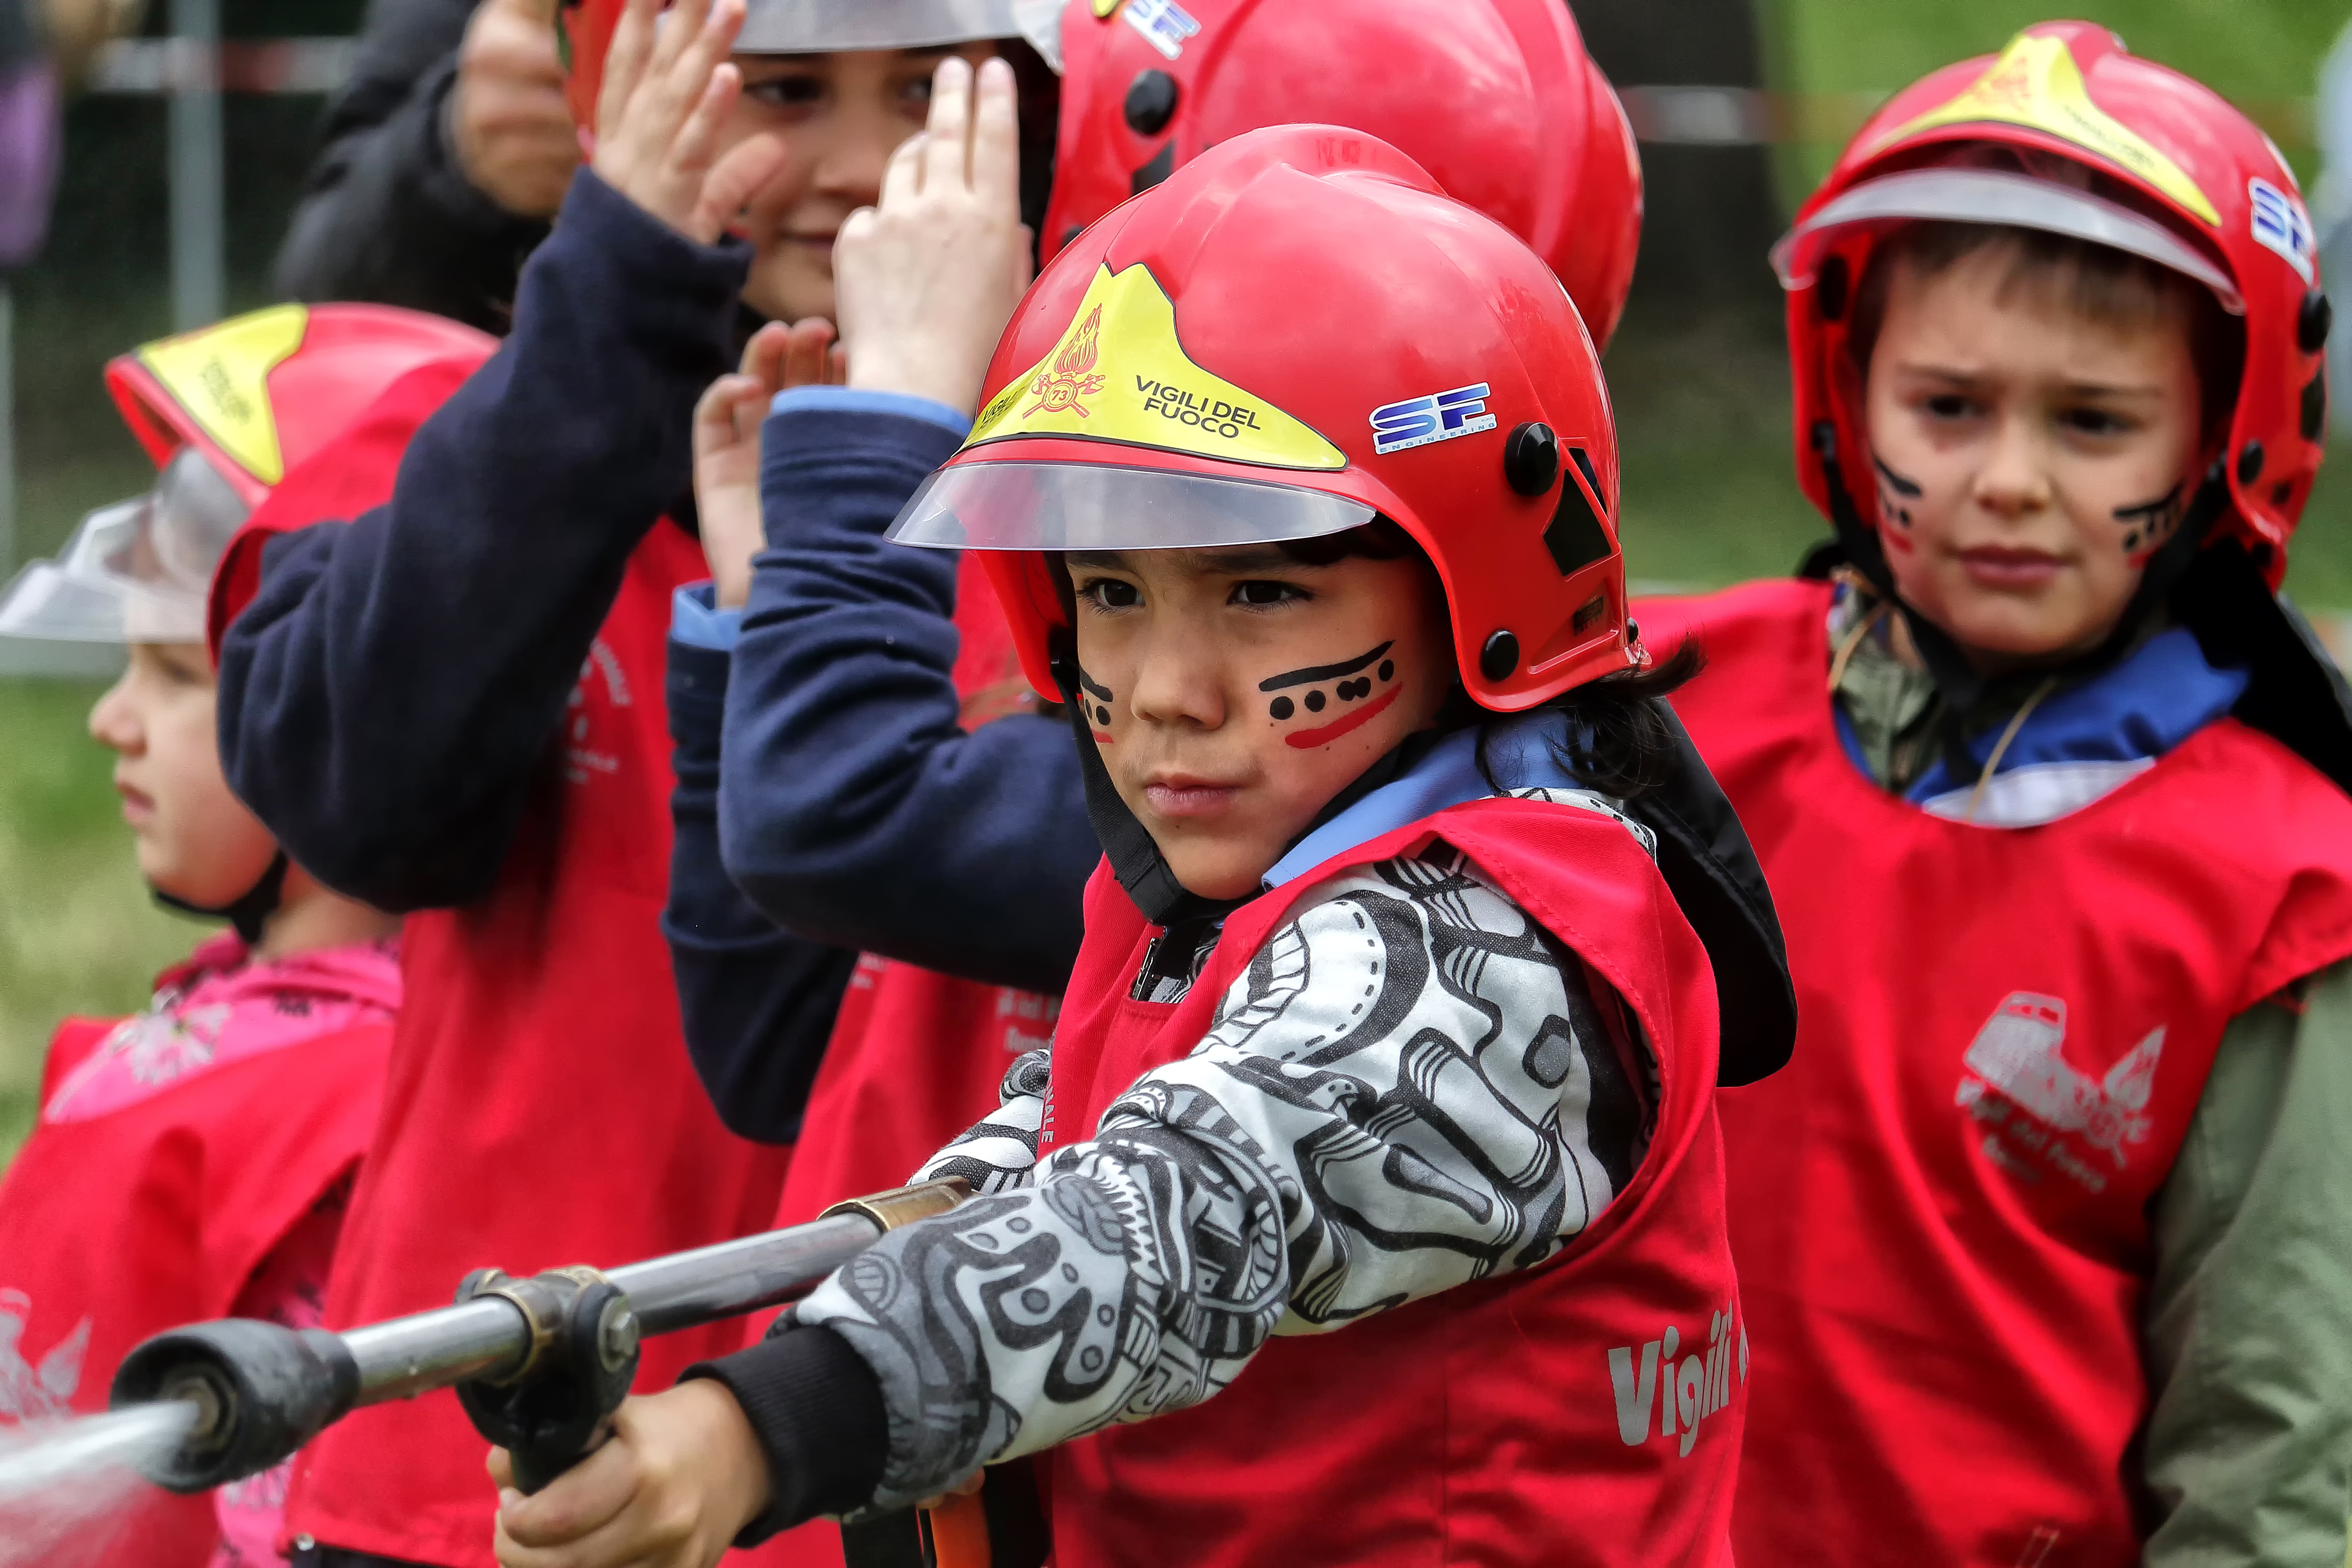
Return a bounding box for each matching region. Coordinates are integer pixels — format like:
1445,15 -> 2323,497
1283,680 -> 1403,748
1092,732 -> 1115,744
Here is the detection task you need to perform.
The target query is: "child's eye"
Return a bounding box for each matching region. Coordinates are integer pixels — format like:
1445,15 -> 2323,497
1230,579 -> 1307,608
2059,406 -> 2135,438
899,77 -> 935,115
744,76 -> 824,111
1078,578 -> 1141,610
1920,393 -> 1978,421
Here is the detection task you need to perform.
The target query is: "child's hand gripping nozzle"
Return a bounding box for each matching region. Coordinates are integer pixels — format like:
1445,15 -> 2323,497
104,1179 -> 971,1497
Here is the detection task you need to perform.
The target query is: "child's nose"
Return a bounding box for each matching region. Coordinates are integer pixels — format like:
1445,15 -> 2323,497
1126,639 -> 1229,730
1971,417 -> 2055,519
87,680 -> 142,754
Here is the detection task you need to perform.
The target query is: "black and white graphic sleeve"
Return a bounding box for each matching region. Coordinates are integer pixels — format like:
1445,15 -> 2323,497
911,1049 -> 1053,1195
796,841 -> 1656,1510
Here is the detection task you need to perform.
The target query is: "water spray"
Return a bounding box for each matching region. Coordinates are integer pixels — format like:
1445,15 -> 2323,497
105,1179 -> 968,1496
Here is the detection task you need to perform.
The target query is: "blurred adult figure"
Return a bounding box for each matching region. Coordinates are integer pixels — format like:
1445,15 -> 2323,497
0,0 -> 55,269
274,0 -> 579,333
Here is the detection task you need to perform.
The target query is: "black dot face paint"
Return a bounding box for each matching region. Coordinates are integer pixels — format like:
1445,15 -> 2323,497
2112,483 -> 2184,556
1078,668 -> 1116,742
1872,453 -> 1923,529
1258,640 -> 1403,749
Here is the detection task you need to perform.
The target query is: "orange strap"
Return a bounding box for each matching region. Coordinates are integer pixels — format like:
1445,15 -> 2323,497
920,1491 -> 994,1568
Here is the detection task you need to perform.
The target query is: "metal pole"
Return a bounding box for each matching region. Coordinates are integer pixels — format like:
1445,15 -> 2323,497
0,277 -> 13,576
169,0 -> 223,331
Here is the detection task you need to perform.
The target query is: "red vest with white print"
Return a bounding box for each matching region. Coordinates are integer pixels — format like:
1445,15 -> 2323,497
1642,577 -> 2352,1568
1037,798 -> 1744,1568
0,938 -> 395,1568
281,525 -> 797,1568
766,553 -> 1061,1231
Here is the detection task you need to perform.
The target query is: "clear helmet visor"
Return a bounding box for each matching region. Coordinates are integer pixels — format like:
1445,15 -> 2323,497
737,0 -> 1063,65
0,448 -> 250,645
1772,166 -> 2245,314
886,459 -> 1378,552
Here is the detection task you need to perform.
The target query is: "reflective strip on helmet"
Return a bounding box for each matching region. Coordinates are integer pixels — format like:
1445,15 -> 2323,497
969,263 -> 1348,471
887,459 -> 1374,551
1870,31 -> 2219,227
131,303 -> 310,486
736,0 -> 1036,54
1772,167 -> 2244,314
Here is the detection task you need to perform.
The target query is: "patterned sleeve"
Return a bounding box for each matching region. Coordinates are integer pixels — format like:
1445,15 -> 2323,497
796,841 -> 1657,1510
910,1049 -> 1053,1195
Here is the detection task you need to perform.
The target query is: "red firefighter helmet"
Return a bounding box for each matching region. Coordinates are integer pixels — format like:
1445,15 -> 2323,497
886,124 -> 1634,713
1776,21 -> 2325,589
0,304 -> 492,647
556,0 -> 1061,132
1044,0 -> 1642,350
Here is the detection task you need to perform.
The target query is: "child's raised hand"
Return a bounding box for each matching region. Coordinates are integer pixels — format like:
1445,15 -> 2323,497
693,320 -> 843,608
589,0 -> 784,245
489,1381 -> 771,1568
834,55 -> 1033,416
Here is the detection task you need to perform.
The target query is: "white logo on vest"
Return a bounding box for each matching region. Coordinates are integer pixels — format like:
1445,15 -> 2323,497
1608,1303 -> 1745,1457
0,1290 -> 89,1423
1955,992 -> 2165,1193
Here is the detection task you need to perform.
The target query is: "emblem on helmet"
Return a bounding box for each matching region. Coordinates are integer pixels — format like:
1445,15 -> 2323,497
1025,305 -> 1108,418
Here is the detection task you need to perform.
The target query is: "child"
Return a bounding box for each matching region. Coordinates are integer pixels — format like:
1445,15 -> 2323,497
673,0 -> 1653,1282
205,4 -> 1051,1565
0,303 -> 489,1568
492,125 -> 1793,1568
1641,24 -> 2352,1565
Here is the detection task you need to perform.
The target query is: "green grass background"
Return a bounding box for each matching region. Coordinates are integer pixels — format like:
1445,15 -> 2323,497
4,0 -> 2352,1163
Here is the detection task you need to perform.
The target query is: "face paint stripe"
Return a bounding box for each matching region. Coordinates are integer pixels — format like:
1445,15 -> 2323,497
1282,680 -> 1405,748
1872,453 -> 1924,498
1077,670 -> 1115,702
1258,641 -> 1395,693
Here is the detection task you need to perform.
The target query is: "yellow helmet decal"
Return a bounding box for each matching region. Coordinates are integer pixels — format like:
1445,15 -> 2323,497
1878,32 -> 2220,228
969,264 -> 1345,470
134,303 -> 311,485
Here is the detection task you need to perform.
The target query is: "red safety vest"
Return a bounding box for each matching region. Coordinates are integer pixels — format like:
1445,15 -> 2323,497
269,524 -> 795,1566
1644,578 -> 2352,1567
0,948 -> 394,1567
1035,798 -> 1744,1568
768,554 -> 1061,1231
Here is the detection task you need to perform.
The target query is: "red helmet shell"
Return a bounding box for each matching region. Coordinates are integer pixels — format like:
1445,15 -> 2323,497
558,0 -> 628,134
1045,0 -> 1641,349
950,125 -> 1632,712
105,304 -> 498,510
1785,21 -> 2325,588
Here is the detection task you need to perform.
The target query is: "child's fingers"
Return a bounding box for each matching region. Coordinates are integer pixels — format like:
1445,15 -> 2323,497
694,373 -> 759,449
826,341 -> 849,386
740,319 -> 794,382
668,58 -> 744,185
921,55 -> 974,192
495,1439 -> 642,1548
879,130 -> 926,210
970,55 -> 1022,209
777,319 -> 836,391
487,1446 -> 518,1490
660,0 -> 742,123
593,0 -> 659,142
696,126 -> 787,242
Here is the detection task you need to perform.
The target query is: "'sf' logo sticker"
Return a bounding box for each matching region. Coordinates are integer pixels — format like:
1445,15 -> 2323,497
1370,382 -> 1494,455
2249,177 -> 2315,284
1122,0 -> 1199,60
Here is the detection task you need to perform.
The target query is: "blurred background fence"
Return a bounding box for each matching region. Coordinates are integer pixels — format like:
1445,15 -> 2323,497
0,0 -> 2347,1155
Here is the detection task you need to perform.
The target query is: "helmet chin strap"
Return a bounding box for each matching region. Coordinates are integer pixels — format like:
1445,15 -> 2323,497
1810,421 -> 2226,779
151,850 -> 290,947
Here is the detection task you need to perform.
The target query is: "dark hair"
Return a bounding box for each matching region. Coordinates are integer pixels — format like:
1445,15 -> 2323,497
1848,220 -> 2244,444
1279,520 -> 1701,800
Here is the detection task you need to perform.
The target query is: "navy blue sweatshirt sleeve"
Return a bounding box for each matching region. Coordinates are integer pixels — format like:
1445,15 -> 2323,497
218,170 -> 748,911
717,407 -> 1097,996
663,611 -> 860,1143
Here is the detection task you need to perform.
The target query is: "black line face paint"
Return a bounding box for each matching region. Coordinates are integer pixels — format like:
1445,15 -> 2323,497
1078,669 -> 1116,738
2112,483 -> 2184,554
1259,641 -> 1403,744
1872,453 -> 1923,529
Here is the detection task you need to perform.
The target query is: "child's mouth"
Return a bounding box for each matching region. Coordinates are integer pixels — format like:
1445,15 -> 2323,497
115,783 -> 153,827
1143,780 -> 1242,819
1956,545 -> 2065,590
